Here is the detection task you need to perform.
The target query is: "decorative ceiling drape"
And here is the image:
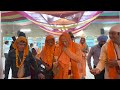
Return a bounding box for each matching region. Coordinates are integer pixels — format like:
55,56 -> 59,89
18,11 -> 103,35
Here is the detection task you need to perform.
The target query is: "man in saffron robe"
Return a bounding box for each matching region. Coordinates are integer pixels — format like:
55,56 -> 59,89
91,24 -> 120,79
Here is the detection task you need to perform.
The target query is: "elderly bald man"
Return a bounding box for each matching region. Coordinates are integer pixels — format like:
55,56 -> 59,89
87,35 -> 108,79
91,24 -> 120,79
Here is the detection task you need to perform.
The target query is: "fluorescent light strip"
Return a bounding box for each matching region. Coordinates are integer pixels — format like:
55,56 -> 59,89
20,29 -> 31,33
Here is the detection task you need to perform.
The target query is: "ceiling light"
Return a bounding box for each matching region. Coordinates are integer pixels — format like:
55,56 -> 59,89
20,29 -> 31,33
103,27 -> 111,31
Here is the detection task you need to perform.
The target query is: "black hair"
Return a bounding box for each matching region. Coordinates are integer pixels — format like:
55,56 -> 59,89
32,48 -> 35,52
68,32 -> 74,39
30,43 -> 33,47
18,32 -> 26,37
5,41 -> 9,44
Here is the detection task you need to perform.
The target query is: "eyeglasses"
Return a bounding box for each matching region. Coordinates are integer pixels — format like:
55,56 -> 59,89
109,32 -> 118,35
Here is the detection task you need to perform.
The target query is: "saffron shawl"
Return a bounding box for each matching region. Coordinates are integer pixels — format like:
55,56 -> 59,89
40,35 -> 55,68
79,38 -> 88,77
57,32 -> 82,79
107,40 -> 118,79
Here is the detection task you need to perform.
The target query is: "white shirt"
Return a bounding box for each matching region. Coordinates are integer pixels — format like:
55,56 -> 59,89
3,44 -> 9,53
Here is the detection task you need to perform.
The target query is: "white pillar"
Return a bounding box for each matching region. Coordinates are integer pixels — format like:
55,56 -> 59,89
0,11 -> 3,79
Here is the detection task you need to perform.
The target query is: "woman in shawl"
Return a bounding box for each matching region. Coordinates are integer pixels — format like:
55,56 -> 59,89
40,35 -> 56,79
55,32 -> 82,79
79,37 -> 89,79
30,46 -> 41,79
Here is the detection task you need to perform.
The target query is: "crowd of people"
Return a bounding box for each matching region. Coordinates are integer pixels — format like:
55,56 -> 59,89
2,24 -> 120,79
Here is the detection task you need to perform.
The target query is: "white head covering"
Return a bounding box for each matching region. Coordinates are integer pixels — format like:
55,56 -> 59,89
110,24 -> 120,32
32,46 -> 39,52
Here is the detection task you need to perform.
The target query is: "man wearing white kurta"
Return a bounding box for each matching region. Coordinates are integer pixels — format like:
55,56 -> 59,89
91,24 -> 120,79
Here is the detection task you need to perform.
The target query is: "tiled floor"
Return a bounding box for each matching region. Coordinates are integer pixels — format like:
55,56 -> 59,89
1,57 -> 94,79
86,59 -> 94,79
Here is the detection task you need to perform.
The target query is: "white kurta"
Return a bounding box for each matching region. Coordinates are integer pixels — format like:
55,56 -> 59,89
96,42 -> 120,79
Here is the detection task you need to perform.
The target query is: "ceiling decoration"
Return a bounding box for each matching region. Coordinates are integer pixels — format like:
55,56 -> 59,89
1,11 -> 120,35
18,11 -> 103,35
1,11 -> 32,26
30,11 -> 81,18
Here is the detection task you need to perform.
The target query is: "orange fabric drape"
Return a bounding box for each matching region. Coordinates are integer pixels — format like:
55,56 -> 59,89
40,35 -> 55,68
79,43 -> 87,77
58,51 -> 70,79
107,40 -> 118,79
56,32 -> 82,79
54,44 -> 60,57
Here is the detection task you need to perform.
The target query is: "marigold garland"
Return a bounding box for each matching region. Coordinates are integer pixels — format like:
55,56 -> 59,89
16,49 -> 26,68
13,36 -> 29,69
